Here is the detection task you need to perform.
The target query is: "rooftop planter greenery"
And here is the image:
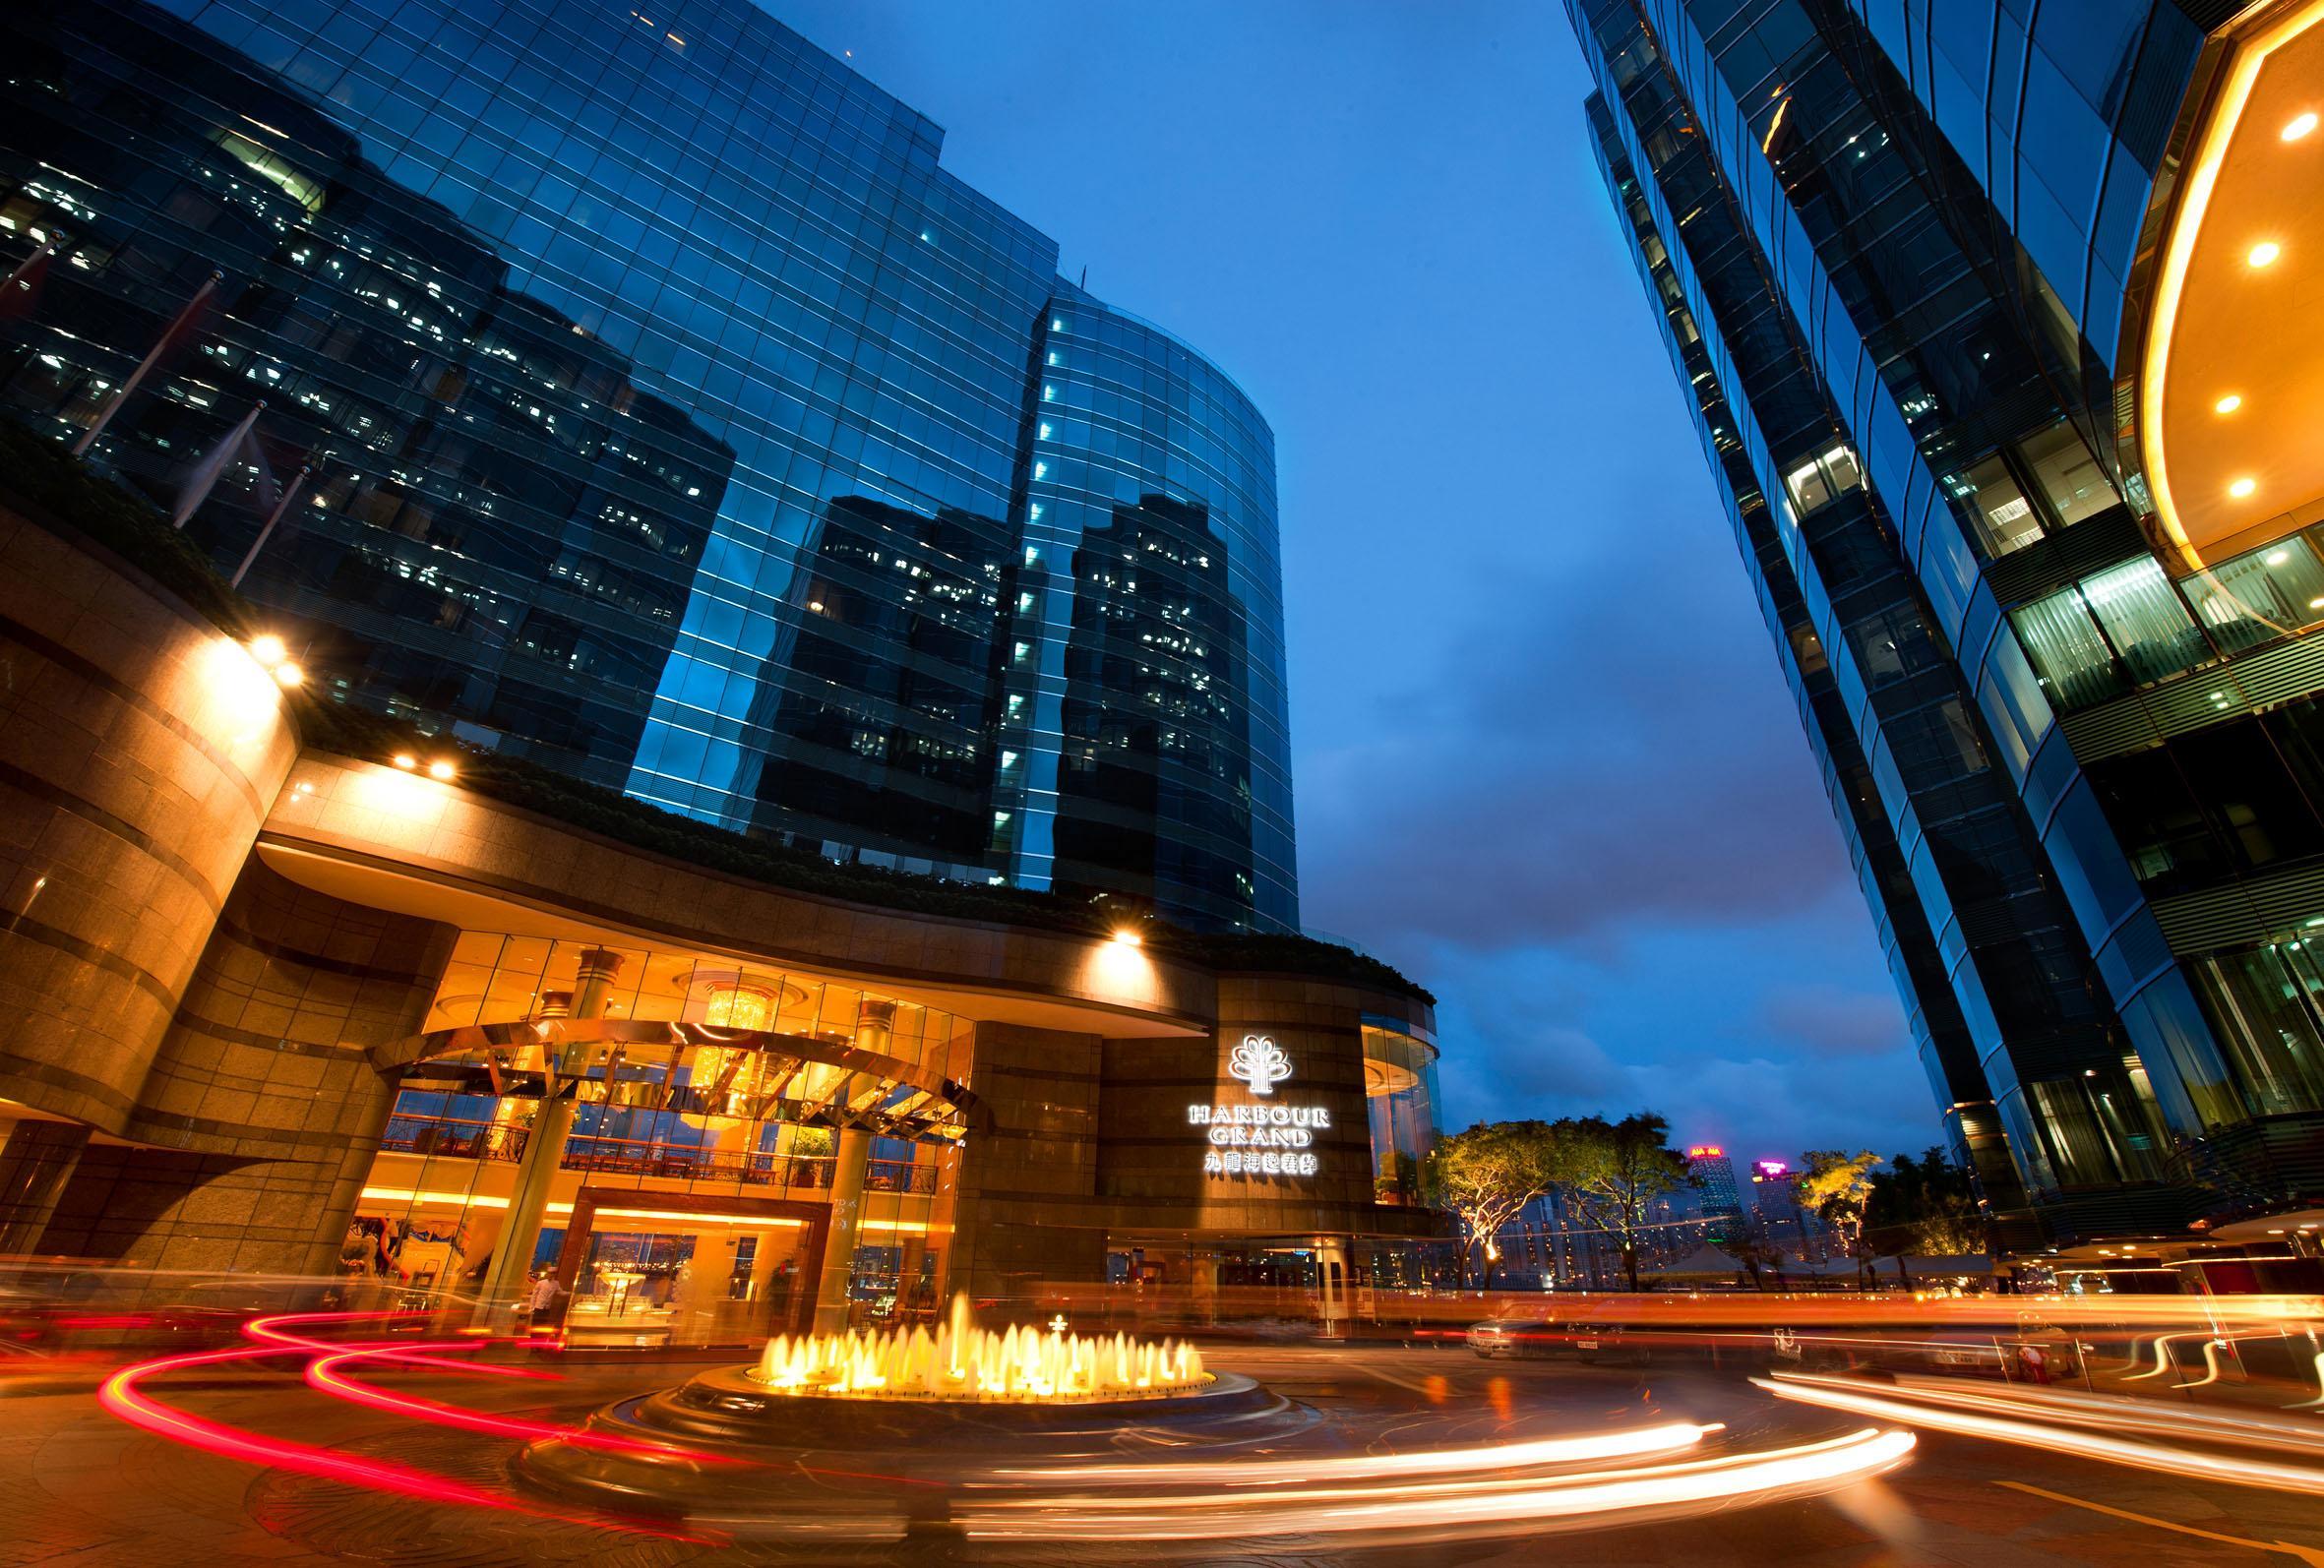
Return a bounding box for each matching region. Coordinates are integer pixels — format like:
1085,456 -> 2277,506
1,420 -> 1432,1004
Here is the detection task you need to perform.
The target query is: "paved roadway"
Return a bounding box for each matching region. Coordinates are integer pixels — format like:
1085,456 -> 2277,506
4,1341 -> 2321,1565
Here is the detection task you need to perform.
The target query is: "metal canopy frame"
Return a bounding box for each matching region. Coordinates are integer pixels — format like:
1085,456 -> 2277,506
384,1019 -> 979,1144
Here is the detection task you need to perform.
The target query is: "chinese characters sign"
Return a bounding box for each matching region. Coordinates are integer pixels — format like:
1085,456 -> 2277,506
1193,1035 -> 1326,1179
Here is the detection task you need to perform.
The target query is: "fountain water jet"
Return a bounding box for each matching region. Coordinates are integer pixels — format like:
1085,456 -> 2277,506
750,1293 -> 1207,1401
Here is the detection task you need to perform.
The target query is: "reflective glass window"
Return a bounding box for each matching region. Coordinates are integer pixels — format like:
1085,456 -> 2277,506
1959,453 -> 2042,557
2020,421 -> 2117,526
2181,537 -> 2324,652
2011,588 -> 2123,708
2190,945 -> 2324,1116
2077,558 -> 2207,684
1783,443 -> 1864,513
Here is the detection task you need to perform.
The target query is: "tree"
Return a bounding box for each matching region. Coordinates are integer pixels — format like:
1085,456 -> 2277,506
1798,1150 -> 1881,1289
1429,1120 -> 1567,1288
1866,1147 -> 1988,1261
1559,1113 -> 1689,1292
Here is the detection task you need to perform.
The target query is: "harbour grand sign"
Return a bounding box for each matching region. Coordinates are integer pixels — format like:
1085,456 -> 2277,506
1191,1034 -> 1327,1178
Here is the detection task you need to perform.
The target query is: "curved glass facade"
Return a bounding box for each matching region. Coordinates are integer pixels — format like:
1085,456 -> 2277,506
1361,1018 -> 1440,1208
0,0 -> 1296,932
1570,0 -> 2324,1246
1000,289 -> 1294,929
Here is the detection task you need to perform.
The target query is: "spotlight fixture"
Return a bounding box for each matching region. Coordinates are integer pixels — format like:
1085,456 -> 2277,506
2214,393 -> 2242,414
1111,929 -> 1143,947
2248,240 -> 2283,268
427,758 -> 457,781
272,661 -> 303,689
247,633 -> 287,666
2285,110 -> 2318,141
392,753 -> 417,770
2230,477 -> 2257,499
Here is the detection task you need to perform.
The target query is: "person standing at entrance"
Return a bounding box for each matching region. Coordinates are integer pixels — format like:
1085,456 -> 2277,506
526,1270 -> 564,1332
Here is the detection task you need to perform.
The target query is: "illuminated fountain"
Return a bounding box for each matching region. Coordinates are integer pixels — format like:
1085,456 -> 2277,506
520,1297 -> 1280,1520
750,1293 -> 1205,1402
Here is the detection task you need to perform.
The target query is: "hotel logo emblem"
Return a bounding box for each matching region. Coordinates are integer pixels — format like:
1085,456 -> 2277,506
1228,1034 -> 1293,1096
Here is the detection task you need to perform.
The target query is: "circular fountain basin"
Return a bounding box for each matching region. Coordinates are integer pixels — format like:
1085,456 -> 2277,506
517,1364 -> 1311,1518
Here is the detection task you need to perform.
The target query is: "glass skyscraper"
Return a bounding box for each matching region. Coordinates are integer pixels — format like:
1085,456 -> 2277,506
1569,0 -> 2324,1250
0,0 -> 1295,933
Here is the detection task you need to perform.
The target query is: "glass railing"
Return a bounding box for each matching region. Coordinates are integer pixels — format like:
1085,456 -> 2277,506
377,1116 -> 936,1193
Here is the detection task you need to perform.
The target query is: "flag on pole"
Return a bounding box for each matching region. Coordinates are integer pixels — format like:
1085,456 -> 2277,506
73,270 -> 222,457
171,399 -> 272,530
0,237 -> 56,322
230,463 -> 310,590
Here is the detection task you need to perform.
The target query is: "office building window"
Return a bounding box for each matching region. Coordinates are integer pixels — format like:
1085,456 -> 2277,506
2077,558 -> 2207,685
2182,537 -> 2324,653
2190,945 -> 2324,1117
2025,1074 -> 2160,1186
2011,589 -> 2124,709
2020,422 -> 2117,527
1783,444 -> 1864,513
1961,454 -> 2042,557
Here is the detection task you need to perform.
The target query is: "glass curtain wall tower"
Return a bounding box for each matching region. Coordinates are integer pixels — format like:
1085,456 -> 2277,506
0,0 -> 1297,933
1569,0 -> 2324,1249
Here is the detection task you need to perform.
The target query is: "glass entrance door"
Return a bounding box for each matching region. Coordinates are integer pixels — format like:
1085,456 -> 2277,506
555,1192 -> 823,1348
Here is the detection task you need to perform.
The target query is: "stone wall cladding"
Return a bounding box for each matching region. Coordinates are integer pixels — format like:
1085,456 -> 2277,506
0,508 -> 296,1128
42,859 -> 454,1272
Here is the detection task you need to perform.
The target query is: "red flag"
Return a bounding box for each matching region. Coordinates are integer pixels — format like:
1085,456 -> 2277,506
0,239 -> 54,322
74,270 -> 221,457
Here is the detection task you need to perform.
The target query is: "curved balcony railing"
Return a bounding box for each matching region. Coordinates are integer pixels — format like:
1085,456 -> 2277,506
378,1116 -> 938,1195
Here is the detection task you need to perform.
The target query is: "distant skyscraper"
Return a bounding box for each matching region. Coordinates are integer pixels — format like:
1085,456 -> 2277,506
1568,0 -> 2324,1249
0,0 -> 1296,933
1749,1159 -> 1820,1260
1686,1145 -> 1744,1236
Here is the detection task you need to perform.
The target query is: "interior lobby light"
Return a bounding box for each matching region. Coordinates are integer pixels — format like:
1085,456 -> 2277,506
2247,239 -> 2283,267
2215,392 -> 2243,413
426,758 -> 457,781
2286,109 -> 2318,140
392,753 -> 416,770
2231,477 -> 2258,498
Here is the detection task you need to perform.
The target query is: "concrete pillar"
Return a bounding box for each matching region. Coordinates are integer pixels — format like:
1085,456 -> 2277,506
0,1118 -> 92,1256
476,948 -> 624,1321
1190,1252 -> 1221,1326
1316,1236 -> 1351,1336
811,998 -> 891,1334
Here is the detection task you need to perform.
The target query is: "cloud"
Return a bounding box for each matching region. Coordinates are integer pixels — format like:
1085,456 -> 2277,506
1299,552 -> 1854,954
1750,982 -> 1916,1058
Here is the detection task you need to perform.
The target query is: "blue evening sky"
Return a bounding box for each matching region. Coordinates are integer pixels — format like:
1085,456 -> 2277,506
765,0 -> 1939,1166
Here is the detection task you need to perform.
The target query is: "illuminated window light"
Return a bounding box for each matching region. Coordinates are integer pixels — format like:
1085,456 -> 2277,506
2248,240 -> 2283,268
2214,392 -> 2242,414
2267,549 -> 2292,566
2286,110 -> 2318,141
2230,476 -> 2257,498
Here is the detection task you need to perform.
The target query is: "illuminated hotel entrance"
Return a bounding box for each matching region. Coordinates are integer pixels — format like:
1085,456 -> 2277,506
554,1190 -> 826,1347
349,935 -> 975,1343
